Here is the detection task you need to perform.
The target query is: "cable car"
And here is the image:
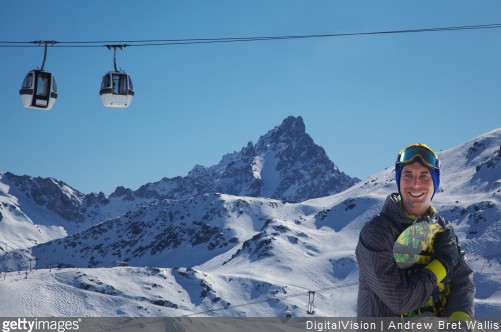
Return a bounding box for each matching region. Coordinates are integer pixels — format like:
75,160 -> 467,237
99,71 -> 134,108
19,70 -> 58,110
100,45 -> 134,108
20,41 -> 58,110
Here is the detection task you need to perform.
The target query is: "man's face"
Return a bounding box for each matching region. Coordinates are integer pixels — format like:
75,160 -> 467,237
399,161 -> 434,216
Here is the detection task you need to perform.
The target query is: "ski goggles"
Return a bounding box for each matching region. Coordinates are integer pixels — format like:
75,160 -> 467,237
396,144 -> 439,170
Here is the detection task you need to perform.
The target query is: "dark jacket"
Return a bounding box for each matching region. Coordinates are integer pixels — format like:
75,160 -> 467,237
356,193 -> 475,317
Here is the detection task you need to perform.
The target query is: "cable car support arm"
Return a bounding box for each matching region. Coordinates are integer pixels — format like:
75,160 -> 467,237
106,45 -> 127,72
34,40 -> 56,71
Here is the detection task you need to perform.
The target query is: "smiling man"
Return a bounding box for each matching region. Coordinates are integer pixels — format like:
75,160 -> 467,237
356,144 -> 475,317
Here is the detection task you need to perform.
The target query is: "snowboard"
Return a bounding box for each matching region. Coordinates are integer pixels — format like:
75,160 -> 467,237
393,221 -> 444,269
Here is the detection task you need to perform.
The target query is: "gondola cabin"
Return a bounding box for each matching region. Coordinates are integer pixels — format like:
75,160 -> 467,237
100,71 -> 134,108
19,70 -> 58,110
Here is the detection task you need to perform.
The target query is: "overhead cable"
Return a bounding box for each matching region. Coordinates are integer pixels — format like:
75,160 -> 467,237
1,23 -> 501,48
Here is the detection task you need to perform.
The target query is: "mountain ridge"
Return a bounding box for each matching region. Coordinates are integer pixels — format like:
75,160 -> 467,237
0,121 -> 499,317
0,115 -> 359,250
133,116 -> 359,203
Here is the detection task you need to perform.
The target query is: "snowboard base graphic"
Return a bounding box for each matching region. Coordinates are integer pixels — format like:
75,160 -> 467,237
393,221 -> 444,269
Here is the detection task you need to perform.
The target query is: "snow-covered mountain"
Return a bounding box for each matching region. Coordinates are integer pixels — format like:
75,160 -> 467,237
0,173 -> 79,251
0,120 -> 499,318
134,116 -> 358,202
0,116 -> 357,251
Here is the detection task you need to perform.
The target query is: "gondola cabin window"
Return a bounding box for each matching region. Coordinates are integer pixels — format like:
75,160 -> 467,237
36,73 -> 50,97
22,72 -> 33,89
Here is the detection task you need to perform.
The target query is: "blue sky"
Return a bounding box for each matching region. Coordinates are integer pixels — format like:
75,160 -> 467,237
2,1 -> 500,195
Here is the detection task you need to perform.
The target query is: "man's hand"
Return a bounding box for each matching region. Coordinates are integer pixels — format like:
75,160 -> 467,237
432,228 -> 460,276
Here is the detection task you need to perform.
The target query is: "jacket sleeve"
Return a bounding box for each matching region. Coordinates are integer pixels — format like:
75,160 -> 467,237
356,218 -> 438,314
445,252 -> 476,317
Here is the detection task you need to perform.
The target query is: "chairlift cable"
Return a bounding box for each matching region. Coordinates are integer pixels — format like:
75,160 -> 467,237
180,281 -> 359,317
1,23 -> 501,48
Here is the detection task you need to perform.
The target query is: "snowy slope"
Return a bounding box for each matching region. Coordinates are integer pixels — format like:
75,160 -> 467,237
0,173 -> 158,252
0,190 -> 362,317
0,175 -> 69,250
0,127 -> 498,318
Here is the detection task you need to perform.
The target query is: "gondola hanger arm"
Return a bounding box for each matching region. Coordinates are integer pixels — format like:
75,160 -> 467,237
105,45 -> 127,72
33,41 -> 57,71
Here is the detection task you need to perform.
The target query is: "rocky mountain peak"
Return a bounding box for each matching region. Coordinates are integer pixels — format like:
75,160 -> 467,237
256,116 -> 309,150
134,116 -> 359,203
1,172 -> 84,222
273,115 -> 306,137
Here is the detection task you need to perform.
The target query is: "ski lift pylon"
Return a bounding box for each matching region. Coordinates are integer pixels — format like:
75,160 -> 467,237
307,290 -> 315,315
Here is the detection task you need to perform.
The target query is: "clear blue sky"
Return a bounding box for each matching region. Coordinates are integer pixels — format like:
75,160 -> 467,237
2,1 -> 500,195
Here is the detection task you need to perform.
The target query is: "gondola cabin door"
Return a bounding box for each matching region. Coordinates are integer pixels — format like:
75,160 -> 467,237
19,70 -> 58,110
